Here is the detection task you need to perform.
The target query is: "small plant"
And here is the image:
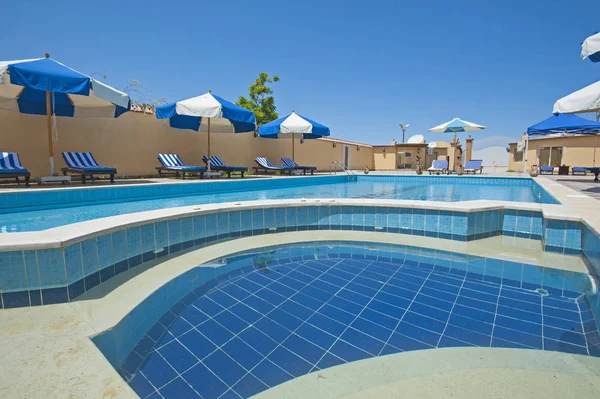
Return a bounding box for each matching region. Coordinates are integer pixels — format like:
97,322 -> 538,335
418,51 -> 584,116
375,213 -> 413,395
506,169 -> 517,173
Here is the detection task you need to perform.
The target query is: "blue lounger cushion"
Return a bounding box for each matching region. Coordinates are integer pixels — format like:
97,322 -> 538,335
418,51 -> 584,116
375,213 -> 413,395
428,160 -> 448,170
255,157 -> 293,170
202,155 -> 247,171
464,160 -> 482,170
540,166 -> 554,172
158,154 -> 206,171
63,152 -> 116,172
572,167 -> 587,173
281,157 -> 317,170
0,152 -> 29,174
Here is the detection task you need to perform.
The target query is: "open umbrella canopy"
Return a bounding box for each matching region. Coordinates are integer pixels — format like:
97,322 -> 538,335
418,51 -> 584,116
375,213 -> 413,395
257,111 -> 330,139
156,92 -> 256,133
0,55 -> 131,179
429,117 -> 486,141
527,113 -> 600,136
581,32 -> 600,63
156,91 -> 256,171
0,56 -> 130,117
257,111 -> 330,161
553,80 -> 600,114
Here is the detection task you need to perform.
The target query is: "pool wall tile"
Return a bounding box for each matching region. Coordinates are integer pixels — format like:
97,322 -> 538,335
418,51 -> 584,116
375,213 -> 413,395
0,251 -> 26,293
412,209 -> 425,236
399,208 -> 412,234
112,231 -> 128,264
36,248 -> 67,289
64,243 -> 83,284
23,250 -> 40,291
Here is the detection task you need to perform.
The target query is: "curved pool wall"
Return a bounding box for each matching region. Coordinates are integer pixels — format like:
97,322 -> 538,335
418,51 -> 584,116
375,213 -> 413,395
0,199 -> 598,310
0,175 -> 558,232
90,241 -> 600,399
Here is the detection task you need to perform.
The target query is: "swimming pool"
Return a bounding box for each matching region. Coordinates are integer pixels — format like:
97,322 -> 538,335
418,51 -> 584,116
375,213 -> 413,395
0,175 -> 557,232
107,241 -> 599,399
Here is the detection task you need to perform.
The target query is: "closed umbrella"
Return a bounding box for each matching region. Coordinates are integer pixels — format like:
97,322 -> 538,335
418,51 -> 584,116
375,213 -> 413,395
0,53 -> 130,182
257,111 -> 330,161
156,91 -> 256,172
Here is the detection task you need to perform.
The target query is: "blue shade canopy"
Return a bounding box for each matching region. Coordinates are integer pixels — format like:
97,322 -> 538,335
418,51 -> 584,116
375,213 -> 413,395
527,113 -> 600,136
156,92 -> 256,133
257,111 -> 330,139
0,56 -> 131,118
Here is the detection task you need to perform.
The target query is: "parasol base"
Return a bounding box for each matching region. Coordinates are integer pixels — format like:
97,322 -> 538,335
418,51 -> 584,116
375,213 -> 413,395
204,171 -> 221,178
37,175 -> 72,185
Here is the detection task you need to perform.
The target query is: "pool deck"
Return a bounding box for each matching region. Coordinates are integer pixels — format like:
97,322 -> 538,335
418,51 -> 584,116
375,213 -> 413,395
1,173 -> 600,398
0,229 -> 598,399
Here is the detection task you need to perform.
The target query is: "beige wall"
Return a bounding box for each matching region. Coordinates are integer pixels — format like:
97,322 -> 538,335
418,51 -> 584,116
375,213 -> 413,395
508,136 -> 598,171
372,146 -> 397,170
0,110 -> 374,177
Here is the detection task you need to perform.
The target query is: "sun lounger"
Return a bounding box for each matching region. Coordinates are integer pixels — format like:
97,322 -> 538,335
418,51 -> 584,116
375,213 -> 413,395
586,167 -> 600,182
572,167 -> 588,175
253,157 -> 294,175
539,166 -> 554,175
428,160 -> 448,175
280,157 -> 317,175
0,152 -> 30,186
157,154 -> 206,179
202,155 -> 247,178
463,159 -> 483,174
62,152 -> 116,183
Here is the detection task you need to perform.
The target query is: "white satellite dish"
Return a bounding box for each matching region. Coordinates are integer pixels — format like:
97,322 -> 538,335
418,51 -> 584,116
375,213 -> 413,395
407,134 -> 425,144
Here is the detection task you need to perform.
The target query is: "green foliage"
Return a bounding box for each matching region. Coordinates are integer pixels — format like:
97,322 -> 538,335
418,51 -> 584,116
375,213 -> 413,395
236,72 -> 280,125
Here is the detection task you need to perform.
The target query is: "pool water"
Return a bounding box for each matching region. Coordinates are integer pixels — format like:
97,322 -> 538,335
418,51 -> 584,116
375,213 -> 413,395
119,243 -> 599,399
0,176 -> 556,232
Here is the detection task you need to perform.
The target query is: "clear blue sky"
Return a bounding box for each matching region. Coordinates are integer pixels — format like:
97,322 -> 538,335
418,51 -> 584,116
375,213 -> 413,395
2,0 -> 599,148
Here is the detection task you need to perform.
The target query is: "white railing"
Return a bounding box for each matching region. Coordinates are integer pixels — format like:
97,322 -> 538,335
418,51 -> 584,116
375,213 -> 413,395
329,161 -> 355,175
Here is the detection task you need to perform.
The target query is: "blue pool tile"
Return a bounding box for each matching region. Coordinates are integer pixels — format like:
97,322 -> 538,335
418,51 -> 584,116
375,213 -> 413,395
23,250 -> 40,291
341,327 -> 386,355
68,279 -> 85,301
213,310 -> 249,334
267,346 -> 313,376
232,373 -> 268,398
183,363 -> 229,399
263,208 -> 275,230
545,219 -> 566,250
81,238 -> 100,278
412,209 -> 425,235
443,324 -> 491,346
129,373 -> 155,398
158,340 -> 198,373
178,329 -> 217,359
222,338 -> 263,370
2,291 -> 30,308
282,333 -> 326,364
112,230 -> 128,264
36,248 -> 66,289
543,338 -> 588,355
141,224 -> 156,255
160,378 -> 201,399
251,359 -> 293,388
203,349 -> 246,386
395,321 -> 441,346
64,244 -> 83,284
126,227 -> 142,262
330,339 -> 372,362
437,335 -> 475,348
492,326 -> 542,348
196,319 -> 234,346
140,352 -> 178,388
388,332 -> 433,351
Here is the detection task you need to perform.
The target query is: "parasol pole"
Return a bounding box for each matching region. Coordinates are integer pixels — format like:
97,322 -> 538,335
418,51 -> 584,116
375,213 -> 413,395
44,53 -> 55,175
292,133 -> 295,161
207,89 -> 211,172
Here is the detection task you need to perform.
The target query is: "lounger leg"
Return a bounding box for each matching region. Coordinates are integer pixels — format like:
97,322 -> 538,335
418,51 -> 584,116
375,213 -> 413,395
81,174 -> 86,184
310,170 -> 313,175
110,173 -> 115,184
25,175 -> 30,187
182,172 -> 185,180
241,171 -> 245,178
303,170 -> 306,175
15,177 -> 20,185
227,171 -> 231,178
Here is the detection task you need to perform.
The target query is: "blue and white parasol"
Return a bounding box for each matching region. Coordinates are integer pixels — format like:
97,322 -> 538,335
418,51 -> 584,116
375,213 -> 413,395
156,91 -> 256,171
0,54 -> 131,177
428,117 -> 486,141
257,111 -> 330,160
581,32 -> 600,63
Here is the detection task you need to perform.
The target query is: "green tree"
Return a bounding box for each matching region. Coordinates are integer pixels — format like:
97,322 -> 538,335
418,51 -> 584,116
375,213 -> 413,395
236,72 -> 280,125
